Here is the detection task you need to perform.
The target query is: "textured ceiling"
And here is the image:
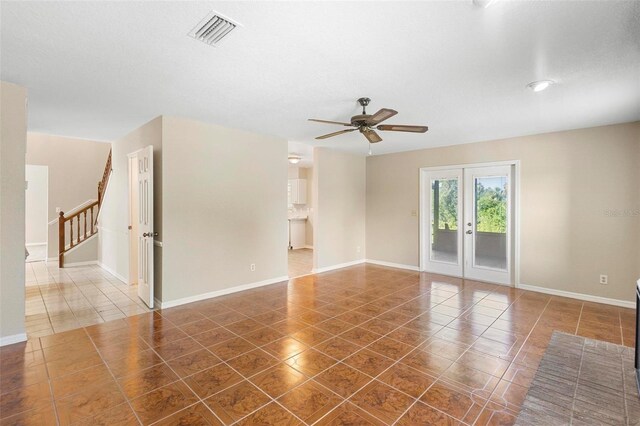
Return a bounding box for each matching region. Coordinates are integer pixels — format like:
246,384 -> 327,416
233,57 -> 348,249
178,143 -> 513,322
2,1 -> 639,155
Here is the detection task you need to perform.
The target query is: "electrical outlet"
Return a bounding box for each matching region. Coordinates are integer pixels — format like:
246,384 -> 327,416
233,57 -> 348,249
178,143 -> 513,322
356,246 -> 361,253
250,264 -> 256,272
599,274 -> 608,285
411,210 -> 417,217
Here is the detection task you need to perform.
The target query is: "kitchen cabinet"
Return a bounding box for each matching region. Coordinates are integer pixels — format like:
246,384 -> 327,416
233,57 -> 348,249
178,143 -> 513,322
288,179 -> 307,204
288,218 -> 307,249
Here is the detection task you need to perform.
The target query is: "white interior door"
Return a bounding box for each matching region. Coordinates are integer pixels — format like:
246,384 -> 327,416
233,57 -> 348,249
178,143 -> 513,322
422,169 -> 463,277
463,166 -> 511,285
136,146 -> 154,308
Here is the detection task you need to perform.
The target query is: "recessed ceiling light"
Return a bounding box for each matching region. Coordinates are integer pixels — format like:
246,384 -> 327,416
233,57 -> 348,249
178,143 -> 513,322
288,155 -> 301,164
473,0 -> 501,8
527,80 -> 555,92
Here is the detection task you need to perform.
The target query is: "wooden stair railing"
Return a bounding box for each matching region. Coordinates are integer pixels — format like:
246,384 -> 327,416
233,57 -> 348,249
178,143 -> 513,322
97,148 -> 112,208
58,149 -> 112,267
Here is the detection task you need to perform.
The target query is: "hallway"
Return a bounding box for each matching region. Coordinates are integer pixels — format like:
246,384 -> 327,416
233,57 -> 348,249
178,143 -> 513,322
288,248 -> 313,278
24,262 -> 152,338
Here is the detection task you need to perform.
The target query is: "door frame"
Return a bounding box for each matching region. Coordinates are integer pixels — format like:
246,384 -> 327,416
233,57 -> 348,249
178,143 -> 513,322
419,160 -> 521,287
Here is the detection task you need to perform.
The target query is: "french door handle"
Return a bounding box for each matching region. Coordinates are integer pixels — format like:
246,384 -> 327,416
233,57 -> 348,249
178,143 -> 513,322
466,230 -> 473,234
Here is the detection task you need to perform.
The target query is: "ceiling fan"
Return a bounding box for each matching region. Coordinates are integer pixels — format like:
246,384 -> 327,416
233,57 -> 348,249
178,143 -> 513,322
308,97 -> 428,143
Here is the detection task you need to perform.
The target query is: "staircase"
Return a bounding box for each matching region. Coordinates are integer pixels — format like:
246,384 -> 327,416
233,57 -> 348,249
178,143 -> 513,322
58,150 -> 112,267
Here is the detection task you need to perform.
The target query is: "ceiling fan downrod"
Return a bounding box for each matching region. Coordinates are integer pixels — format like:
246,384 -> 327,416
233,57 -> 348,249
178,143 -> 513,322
357,97 -> 371,115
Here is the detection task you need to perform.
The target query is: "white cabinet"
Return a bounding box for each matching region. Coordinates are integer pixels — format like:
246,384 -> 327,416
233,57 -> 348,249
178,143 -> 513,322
288,179 -> 307,205
288,219 -> 306,249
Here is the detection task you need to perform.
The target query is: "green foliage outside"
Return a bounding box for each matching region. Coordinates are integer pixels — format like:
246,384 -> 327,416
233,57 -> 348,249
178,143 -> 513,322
431,179 -> 507,234
475,181 -> 507,233
432,180 -> 458,230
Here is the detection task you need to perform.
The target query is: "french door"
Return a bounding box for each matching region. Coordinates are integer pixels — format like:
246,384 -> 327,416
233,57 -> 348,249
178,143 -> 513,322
422,164 -> 513,285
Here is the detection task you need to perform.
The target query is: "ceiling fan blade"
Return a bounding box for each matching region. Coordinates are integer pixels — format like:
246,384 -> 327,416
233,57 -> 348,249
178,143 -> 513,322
377,124 -> 429,133
366,108 -> 398,125
308,118 -> 354,127
315,128 -> 358,140
362,129 -> 382,143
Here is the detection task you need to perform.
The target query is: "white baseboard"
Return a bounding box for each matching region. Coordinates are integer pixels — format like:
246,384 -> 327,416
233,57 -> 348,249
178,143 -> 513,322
158,275 -> 290,309
312,259 -> 365,274
1,333 -> 27,347
365,259 -> 420,272
64,260 -> 98,267
518,283 -> 635,309
25,242 -> 46,247
97,262 -> 128,284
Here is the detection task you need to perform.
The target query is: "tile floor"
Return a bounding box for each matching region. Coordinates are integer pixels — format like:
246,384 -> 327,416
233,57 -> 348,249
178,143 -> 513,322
2,264 -> 636,425
288,248 -> 313,278
24,261 -> 153,338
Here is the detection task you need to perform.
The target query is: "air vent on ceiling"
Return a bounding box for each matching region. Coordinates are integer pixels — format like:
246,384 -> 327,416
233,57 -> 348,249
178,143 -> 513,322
188,11 -> 240,47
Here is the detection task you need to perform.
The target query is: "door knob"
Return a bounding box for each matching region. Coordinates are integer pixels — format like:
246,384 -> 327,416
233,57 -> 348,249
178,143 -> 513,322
142,232 -> 148,237
466,230 -> 473,234
467,222 -> 472,226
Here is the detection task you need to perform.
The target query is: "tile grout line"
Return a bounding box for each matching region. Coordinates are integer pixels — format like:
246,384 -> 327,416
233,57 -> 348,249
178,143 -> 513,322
465,292 -> 553,425
18,264 -> 634,425
574,302 -> 584,335
310,279 -> 524,425
82,327 -> 145,426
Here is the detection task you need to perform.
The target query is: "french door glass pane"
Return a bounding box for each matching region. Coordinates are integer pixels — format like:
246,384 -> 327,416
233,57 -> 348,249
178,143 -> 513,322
474,176 -> 507,270
431,178 -> 458,264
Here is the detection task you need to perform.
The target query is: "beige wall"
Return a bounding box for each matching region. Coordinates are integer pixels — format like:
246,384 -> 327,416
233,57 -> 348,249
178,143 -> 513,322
366,122 -> 640,302
288,165 -> 301,179
25,165 -> 48,245
314,147 -> 366,270
0,81 -> 27,343
305,167 -> 314,247
161,116 -> 288,303
26,133 -> 111,259
98,117 -> 162,297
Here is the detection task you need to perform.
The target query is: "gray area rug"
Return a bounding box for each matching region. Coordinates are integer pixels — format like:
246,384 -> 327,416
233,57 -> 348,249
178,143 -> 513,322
516,331 -> 640,426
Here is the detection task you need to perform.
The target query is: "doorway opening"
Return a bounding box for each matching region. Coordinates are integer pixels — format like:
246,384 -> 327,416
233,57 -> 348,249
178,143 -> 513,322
420,161 -> 519,286
287,151 -> 314,278
25,165 -> 48,263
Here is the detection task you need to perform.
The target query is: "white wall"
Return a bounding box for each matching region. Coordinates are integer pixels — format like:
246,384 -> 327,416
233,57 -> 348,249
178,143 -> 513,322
98,117 -> 162,292
25,165 -> 48,245
0,81 -> 27,344
366,122 -> 640,302
161,116 -> 288,304
26,133 -> 111,260
313,147 -> 366,271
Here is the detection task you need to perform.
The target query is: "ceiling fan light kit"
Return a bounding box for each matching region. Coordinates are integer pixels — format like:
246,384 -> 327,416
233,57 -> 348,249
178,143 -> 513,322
288,154 -> 302,164
308,97 -> 429,146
